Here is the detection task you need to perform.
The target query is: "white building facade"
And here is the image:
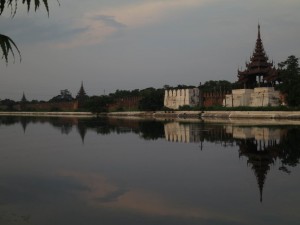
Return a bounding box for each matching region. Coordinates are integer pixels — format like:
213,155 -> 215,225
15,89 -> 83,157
164,88 -> 200,110
223,87 -> 281,107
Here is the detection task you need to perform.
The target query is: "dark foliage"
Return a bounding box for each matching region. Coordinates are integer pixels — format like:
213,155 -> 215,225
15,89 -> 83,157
277,55 -> 300,106
138,88 -> 164,111
0,98 -> 16,110
84,95 -> 115,113
199,80 -> 235,92
49,89 -> 74,102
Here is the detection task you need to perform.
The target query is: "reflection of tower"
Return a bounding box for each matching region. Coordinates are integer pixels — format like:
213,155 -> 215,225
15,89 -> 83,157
227,125 -> 285,202
20,117 -> 30,133
238,139 -> 279,202
77,122 -> 87,144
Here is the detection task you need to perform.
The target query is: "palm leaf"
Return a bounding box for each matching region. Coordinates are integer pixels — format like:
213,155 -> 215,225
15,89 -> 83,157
0,34 -> 21,63
0,0 -> 59,63
0,0 -> 59,16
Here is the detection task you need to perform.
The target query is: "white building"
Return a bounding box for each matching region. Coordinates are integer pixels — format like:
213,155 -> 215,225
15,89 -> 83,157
223,87 -> 281,107
164,88 -> 200,110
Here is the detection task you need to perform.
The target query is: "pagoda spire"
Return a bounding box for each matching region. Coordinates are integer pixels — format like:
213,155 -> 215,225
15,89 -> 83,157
237,24 -> 279,88
76,81 -> 88,108
21,92 -> 27,103
76,81 -> 88,99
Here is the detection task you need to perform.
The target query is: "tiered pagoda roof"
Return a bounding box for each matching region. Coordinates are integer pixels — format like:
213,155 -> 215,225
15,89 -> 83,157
238,24 -> 279,88
76,81 -> 88,100
21,92 -> 27,103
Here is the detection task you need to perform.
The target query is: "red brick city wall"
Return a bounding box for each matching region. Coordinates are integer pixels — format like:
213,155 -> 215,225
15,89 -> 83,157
202,91 -> 229,107
17,101 -> 78,111
108,97 -> 141,111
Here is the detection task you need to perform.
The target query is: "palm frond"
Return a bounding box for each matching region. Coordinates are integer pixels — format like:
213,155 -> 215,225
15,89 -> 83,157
0,0 -> 59,16
0,34 -> 21,63
0,0 -> 59,63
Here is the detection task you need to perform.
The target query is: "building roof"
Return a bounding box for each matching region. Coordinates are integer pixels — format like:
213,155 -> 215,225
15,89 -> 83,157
237,24 -> 279,87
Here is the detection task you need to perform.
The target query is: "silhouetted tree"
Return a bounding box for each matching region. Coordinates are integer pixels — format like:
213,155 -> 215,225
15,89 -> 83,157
278,55 -> 300,106
0,98 -> 16,110
49,89 -> 74,102
85,95 -> 114,113
199,80 -> 234,92
139,88 -> 164,111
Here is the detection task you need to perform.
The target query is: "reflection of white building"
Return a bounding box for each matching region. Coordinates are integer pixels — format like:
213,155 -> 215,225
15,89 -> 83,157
164,122 -> 200,143
225,125 -> 283,149
164,122 -> 285,147
164,88 -> 199,110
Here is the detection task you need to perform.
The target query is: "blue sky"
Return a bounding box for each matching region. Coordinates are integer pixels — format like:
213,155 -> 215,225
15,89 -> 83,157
1,0 -> 300,100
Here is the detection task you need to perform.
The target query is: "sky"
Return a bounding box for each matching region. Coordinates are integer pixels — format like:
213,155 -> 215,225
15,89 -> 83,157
1,0 -> 300,100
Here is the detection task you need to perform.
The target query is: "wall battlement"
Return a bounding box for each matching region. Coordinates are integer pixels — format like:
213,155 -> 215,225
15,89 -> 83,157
164,88 -> 199,109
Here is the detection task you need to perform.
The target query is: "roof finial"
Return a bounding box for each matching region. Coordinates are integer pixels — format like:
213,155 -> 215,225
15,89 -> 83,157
258,22 -> 261,39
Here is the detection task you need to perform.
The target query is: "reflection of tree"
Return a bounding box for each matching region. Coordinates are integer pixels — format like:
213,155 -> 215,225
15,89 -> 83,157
47,117 -> 73,135
0,116 -> 166,141
0,116 -> 19,125
278,128 -> 300,168
138,121 -> 165,140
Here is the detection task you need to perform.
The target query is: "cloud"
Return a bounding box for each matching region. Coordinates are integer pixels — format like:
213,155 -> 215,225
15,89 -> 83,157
59,171 -> 245,224
57,0 -> 213,48
93,15 -> 127,29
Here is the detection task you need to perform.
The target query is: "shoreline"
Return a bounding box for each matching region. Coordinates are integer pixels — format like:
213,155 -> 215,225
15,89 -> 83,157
1,110 -> 300,119
107,110 -> 300,120
0,111 -> 95,117
1,111 -> 300,125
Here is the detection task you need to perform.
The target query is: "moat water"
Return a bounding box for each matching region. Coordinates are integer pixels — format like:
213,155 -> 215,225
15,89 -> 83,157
0,116 -> 299,225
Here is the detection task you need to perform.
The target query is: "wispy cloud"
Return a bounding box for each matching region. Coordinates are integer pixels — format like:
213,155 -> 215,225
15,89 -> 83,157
59,171 -> 246,224
93,15 -> 127,29
57,0 -> 213,48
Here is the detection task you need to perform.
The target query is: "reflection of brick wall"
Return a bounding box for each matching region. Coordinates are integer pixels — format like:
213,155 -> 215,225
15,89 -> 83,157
202,91 -> 229,107
17,101 -> 78,111
108,97 -> 141,111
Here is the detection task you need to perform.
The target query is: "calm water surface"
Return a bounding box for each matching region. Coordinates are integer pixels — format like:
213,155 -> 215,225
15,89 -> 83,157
0,116 -> 299,225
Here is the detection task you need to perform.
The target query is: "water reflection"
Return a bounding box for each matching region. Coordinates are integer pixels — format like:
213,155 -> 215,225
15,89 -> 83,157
1,117 -> 299,174
1,117 -> 299,173
0,116 -> 165,143
164,121 -> 300,202
0,116 -> 300,224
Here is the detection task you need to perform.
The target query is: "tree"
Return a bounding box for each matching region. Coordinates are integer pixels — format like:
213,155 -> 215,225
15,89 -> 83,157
138,88 -> 164,111
0,0 -> 58,63
49,89 -> 73,102
278,55 -> 300,106
199,80 -> 234,92
85,96 -> 114,113
0,98 -> 16,110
